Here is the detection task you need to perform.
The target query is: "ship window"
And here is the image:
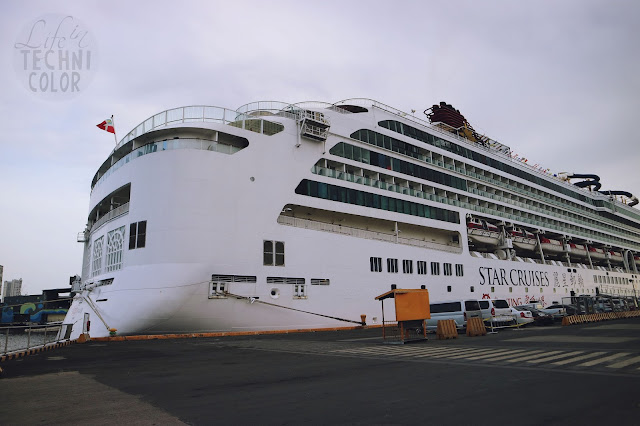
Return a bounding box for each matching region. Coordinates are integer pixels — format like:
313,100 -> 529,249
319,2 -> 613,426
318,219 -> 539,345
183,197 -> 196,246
431,262 -> 440,276
491,287 -> 495,293
105,226 -> 125,272
264,240 -> 285,266
509,287 -> 513,293
470,286 -> 475,292
455,264 -> 464,276
443,263 -> 452,276
402,259 -> 413,274
370,257 -> 382,272
91,236 -> 104,277
387,258 -> 398,273
447,285 -> 451,292
311,278 -> 330,285
129,221 -> 147,250
417,261 -> 428,275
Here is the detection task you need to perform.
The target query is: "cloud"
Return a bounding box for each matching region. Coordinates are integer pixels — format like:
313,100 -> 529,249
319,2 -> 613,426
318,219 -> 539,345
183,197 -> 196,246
1,0 -> 639,294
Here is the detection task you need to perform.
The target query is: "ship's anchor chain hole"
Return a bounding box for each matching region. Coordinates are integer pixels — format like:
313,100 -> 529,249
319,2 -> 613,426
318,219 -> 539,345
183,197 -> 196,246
270,288 -> 280,299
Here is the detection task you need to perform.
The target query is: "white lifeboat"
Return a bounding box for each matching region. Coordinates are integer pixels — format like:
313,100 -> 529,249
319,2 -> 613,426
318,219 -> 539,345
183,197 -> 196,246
567,243 -> 588,259
609,251 -> 624,265
509,227 -> 537,252
588,246 -> 607,261
539,237 -> 563,255
467,217 -> 500,247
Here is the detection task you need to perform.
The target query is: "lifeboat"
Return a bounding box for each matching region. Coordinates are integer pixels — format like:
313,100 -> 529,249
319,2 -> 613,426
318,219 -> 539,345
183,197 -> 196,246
467,217 -> 500,247
609,251 -> 624,265
567,243 -> 588,259
588,246 -> 607,261
539,237 -> 563,255
509,227 -> 537,252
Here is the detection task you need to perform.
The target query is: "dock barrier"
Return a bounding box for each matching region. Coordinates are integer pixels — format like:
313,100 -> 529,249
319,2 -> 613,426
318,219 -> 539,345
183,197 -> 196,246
436,319 -> 458,339
466,317 -> 487,337
562,310 -> 640,326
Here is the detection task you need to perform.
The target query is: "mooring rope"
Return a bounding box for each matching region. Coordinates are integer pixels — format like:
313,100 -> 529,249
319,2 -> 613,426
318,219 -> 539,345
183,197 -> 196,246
224,291 -> 365,325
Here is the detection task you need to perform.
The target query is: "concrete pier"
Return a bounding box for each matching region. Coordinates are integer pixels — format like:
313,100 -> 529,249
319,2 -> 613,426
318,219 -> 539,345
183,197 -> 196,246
2,320 -> 640,425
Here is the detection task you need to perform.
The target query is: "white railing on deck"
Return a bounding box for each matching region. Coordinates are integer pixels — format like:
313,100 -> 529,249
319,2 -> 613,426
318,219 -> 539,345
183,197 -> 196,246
277,215 -> 462,253
90,202 -> 130,233
114,106 -> 251,151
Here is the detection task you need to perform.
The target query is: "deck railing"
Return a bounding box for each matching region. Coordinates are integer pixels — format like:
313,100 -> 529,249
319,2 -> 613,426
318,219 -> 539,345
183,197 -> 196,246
277,215 -> 462,253
90,202 -> 130,233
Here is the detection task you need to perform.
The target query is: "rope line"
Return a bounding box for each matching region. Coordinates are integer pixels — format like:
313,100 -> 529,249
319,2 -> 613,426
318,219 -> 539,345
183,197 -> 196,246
224,291 -> 364,325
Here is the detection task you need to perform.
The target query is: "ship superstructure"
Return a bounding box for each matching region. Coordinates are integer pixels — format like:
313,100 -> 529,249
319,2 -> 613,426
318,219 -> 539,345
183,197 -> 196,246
62,99 -> 640,338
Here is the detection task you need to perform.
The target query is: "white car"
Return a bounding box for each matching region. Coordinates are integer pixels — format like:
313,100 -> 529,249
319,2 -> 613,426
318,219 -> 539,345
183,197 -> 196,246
509,306 -> 534,326
479,299 -> 514,325
519,302 -> 566,319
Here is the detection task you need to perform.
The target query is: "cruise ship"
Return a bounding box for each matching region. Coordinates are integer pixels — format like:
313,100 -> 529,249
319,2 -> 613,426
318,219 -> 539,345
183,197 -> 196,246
62,99 -> 640,339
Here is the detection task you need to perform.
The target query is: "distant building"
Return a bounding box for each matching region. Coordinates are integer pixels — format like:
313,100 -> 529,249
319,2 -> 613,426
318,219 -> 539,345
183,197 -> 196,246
0,265 -> 3,300
3,278 -> 23,299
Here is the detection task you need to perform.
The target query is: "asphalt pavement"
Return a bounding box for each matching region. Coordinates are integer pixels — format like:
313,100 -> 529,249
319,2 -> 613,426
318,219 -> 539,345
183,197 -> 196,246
2,319 -> 640,425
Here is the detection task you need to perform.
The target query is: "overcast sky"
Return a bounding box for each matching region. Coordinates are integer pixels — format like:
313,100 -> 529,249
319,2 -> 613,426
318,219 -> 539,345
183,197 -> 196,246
1,0 -> 639,295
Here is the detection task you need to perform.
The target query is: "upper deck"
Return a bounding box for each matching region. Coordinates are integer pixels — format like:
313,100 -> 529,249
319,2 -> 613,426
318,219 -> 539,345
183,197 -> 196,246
92,99 -> 639,222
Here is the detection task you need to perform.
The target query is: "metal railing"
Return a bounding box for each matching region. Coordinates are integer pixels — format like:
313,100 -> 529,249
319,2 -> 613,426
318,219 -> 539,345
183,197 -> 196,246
362,99 -> 639,214
277,215 -> 462,253
1,323 -> 70,356
89,202 -> 130,233
113,105 -> 287,152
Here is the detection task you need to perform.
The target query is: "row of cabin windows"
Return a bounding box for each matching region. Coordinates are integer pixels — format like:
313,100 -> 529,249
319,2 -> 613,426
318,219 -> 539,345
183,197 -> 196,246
594,275 -> 630,285
295,179 -> 460,224
373,121 -> 596,207
375,120 -> 640,227
370,257 -> 463,277
329,142 -> 467,191
91,220 -> 146,278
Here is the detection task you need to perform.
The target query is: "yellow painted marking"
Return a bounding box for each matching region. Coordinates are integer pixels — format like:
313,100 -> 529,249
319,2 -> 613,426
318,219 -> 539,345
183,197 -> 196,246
527,351 -> 584,364
577,352 -> 630,367
446,349 -> 509,360
463,349 -> 526,361
551,352 -> 606,366
607,355 -> 640,369
504,350 -> 558,362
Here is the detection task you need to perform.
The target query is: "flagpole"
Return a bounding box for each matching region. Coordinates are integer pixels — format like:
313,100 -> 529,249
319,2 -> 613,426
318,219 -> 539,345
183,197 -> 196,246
111,115 -> 118,146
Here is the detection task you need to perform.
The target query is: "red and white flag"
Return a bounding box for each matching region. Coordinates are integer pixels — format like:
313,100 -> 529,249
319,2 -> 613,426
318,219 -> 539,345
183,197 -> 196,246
97,116 -> 115,134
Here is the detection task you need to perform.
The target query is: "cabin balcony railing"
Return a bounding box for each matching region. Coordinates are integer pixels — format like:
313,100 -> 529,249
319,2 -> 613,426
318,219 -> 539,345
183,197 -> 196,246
89,202 -> 130,234
312,165 -> 640,251
277,215 -> 462,253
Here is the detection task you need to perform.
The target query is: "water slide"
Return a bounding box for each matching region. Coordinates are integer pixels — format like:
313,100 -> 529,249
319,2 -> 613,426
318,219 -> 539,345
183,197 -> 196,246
599,190 -> 639,207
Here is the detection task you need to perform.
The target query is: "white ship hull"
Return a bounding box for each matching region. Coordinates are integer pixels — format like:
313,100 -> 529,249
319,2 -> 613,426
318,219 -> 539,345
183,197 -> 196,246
62,100 -> 640,339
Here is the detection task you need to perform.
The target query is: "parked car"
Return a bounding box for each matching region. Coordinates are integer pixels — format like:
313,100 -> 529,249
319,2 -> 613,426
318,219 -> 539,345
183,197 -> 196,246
509,306 -> 534,326
515,306 -> 554,326
546,304 -> 580,316
518,302 -> 566,320
479,299 -> 515,325
426,299 -> 483,330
